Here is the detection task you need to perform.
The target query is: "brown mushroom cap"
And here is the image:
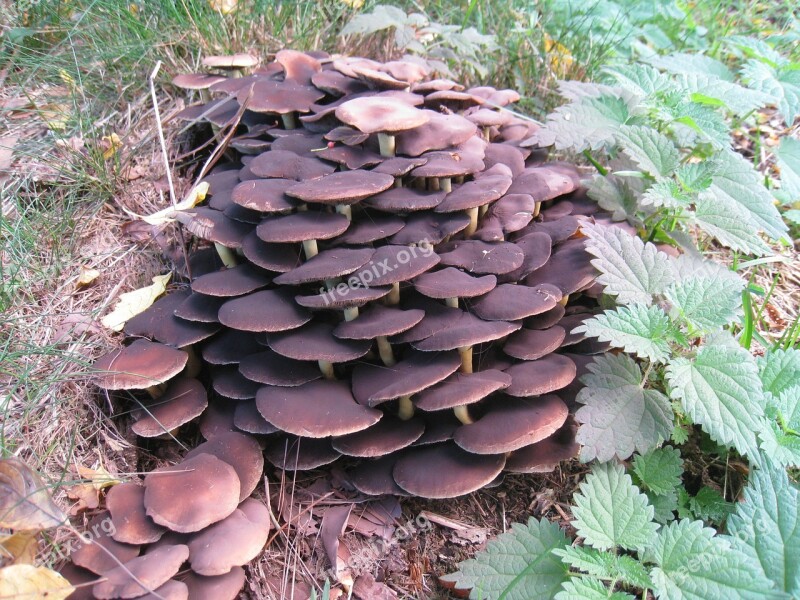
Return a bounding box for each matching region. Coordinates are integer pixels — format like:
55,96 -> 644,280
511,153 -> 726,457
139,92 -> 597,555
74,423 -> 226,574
132,377 -> 208,438
264,436 -> 341,470
483,143 -> 526,177
413,267 -> 496,299
352,349 -> 461,407
285,170 -> 395,206
435,174 -> 513,212
123,290 -> 220,347
324,125 -> 370,146
500,231 -> 553,282
202,54 -> 259,69
331,416 -> 425,457
414,411 -> 462,445
389,212 -> 470,245
249,150 -> 335,181
348,453 -> 409,496
372,156 -> 428,176
257,379 -> 381,437
93,339 -> 188,391
199,401 -> 238,440
276,49 -> 321,85
136,580 -> 188,600
201,329 -> 262,366
92,544 -> 189,600
239,349 -> 321,387
182,567 -> 246,600
268,322 -> 371,362
392,443 -> 505,498
174,292 -> 225,324
185,431 -> 265,502
412,312 -> 521,352
317,145 -> 384,170
507,164 -> 581,201
71,511 -> 141,575
525,304 -> 566,330
335,96 -> 430,134
273,247 -> 375,285
437,240 -> 524,275
231,179 -> 298,212
524,239 -> 596,294
144,454 -> 240,533
365,187 -> 446,213
453,395 -> 569,454
414,370 -> 511,411
349,245 -> 440,287
333,305 -> 425,339
471,283 -> 562,321
107,483 -> 166,545
240,233 -> 302,273
333,213 -> 405,245
238,79 -> 325,114
505,418 -> 579,473
504,354 -> 577,397
179,208 -> 254,249
503,326 -> 566,361
233,401 -> 280,435
191,264 -> 271,297
312,71 -> 368,97
211,366 -> 261,400
256,211 -> 350,243
172,73 -> 226,90
294,285 -> 393,310
395,111 -> 478,156
218,289 -> 311,333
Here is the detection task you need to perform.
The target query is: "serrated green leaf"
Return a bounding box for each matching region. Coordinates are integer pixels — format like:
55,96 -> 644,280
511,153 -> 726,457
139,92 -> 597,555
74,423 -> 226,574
587,175 -> 640,222
616,124 -> 681,178
641,179 -> 692,209
537,94 -> 637,151
727,462 -> 800,596
688,487 -> 734,523
665,273 -> 744,332
555,576 -> 636,600
440,517 -> 569,600
775,136 -> 800,201
784,209 -> 800,224
759,349 -> 800,397
648,519 -> 784,600
691,191 -> 773,256
572,462 -> 659,552
727,35 -> 786,67
603,63 -> 675,96
759,422 -> 800,468
671,425 -> 690,445
774,385 -> 800,431
553,545 -> 652,590
741,59 -> 800,124
576,304 -> 673,363
647,53 -> 735,82
675,73 -> 771,115
633,446 -> 683,496
673,102 -> 731,148
581,223 -> 674,306
666,344 -> 765,459
341,5 -> 409,35
676,161 -> 719,192
576,354 -> 673,462
648,489 -> 679,525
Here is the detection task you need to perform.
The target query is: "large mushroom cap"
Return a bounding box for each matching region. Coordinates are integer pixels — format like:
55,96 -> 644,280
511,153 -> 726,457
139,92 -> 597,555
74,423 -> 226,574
471,283 -> 562,321
131,377 -> 208,438
93,339 -> 188,391
437,240 -> 524,275
504,326 -> 566,361
239,349 -> 321,387
413,267 -> 496,299
249,150 -> 335,181
335,96 -> 430,134
256,211 -> 350,243
267,322 -> 371,362
414,370 -> 511,411
182,567 -> 246,600
123,290 -> 220,348
349,245 -> 440,287
273,247 -> 375,285
504,354 -> 577,397
506,417 -> 579,473
71,511 -> 140,575
332,416 -> 425,457
286,170 -> 395,205
218,288 -> 311,333
333,304 -> 425,339
191,264 -> 270,297
92,544 -> 189,600
231,179 -> 298,212
264,436 -> 341,471
184,431 -> 265,502
411,312 -> 520,352
106,483 -> 166,545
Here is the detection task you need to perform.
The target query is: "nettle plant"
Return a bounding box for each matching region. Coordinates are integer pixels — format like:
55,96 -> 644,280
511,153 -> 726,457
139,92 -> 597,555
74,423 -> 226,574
446,37 -> 800,600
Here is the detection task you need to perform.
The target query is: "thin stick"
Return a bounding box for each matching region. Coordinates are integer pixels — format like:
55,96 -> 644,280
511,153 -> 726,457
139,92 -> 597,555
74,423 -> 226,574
148,61 -> 176,209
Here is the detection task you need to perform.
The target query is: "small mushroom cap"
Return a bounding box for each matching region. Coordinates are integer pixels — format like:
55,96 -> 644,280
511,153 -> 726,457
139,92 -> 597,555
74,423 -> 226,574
187,505 -> 270,576
331,416 -> 425,457
483,143 -> 526,177
257,379 -> 381,437
238,79 -> 325,114
72,511 -> 141,575
391,298 -> 462,343
372,156 -> 428,176
365,187 -> 446,213
93,339 -> 188,391
505,418 -> 579,473
92,544 -> 189,600
412,312 -> 520,352
191,264 -> 271,297
411,147 -> 485,178
525,304 -> 566,330
276,49 -> 321,85
507,164 -> 581,201
201,329 -> 263,366
267,322 -> 371,362
136,580 -> 188,600
438,240 -> 525,275
211,366 -> 261,400
333,213 -> 405,245
132,377 -> 208,438
501,231 -> 552,282
524,239 -> 596,294
231,179 -> 298,212
185,431 -> 265,501
144,454 -> 240,533
107,483 -> 166,545
335,96 -> 430,134
333,305 -> 425,339
273,247 -> 375,285
324,125 -> 370,146
312,71 -> 368,97
317,145 -> 384,170
286,170 -> 395,206
270,132 -> 327,156
179,207 -> 254,248
172,73 -> 226,90
123,290 -> 220,347
58,563 -> 99,600
264,436 -> 341,470
503,326 -> 566,361
241,233 -> 301,273
411,78 -> 464,93
348,453 -> 409,496
234,401 -> 280,435
423,89 -> 484,111
239,349 -> 321,387
249,150 -> 335,181
453,395 -> 569,454
413,267 -> 496,299
472,283 -> 562,321
182,566 -> 246,600
352,349 -> 461,407
392,443 -> 505,498
174,292 -> 225,324
434,174 -> 513,212
414,411 -> 462,445
389,212 -> 470,245
203,54 -> 259,69
414,370 -> 511,411
504,354 -> 577,397
349,245 -> 440,287
199,401 -> 237,440
295,284 -> 393,309
465,107 -> 513,128
218,288 -> 311,333
395,111 -> 478,156
483,193 -> 537,235
256,211 -> 350,243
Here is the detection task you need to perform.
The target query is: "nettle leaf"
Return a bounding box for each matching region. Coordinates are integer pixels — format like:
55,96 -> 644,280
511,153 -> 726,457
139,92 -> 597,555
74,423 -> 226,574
728,462 -> 800,596
741,59 -> 800,125
441,517 -> 569,600
341,4 -> 410,35
648,519 -> 783,600
581,223 -> 675,306
572,462 -> 659,552
576,354 -> 673,462
556,80 -> 626,101
672,102 -> 730,148
676,73 -> 771,115
726,35 -> 786,67
775,136 -> 800,201
640,179 -> 690,209
555,576 -> 636,600
666,343 -> 765,459
632,446 -> 683,496
576,304 -> 673,363
587,175 -> 640,222
711,149 -> 788,241
691,190 -> 773,256
603,63 -> 675,96
648,489 -> 679,525
759,348 -> 800,397
759,422 -> 800,468
774,384 -> 800,430
616,124 -> 681,178
554,544 -> 653,590
537,94 -> 637,151
676,160 -> 719,192
688,487 -> 734,523
664,273 -> 744,332
647,53 -> 735,82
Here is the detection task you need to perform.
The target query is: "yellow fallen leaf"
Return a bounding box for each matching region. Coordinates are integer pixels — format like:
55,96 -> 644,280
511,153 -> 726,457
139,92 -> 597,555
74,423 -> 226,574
101,133 -> 123,160
100,273 -> 171,332
38,103 -> 70,131
0,458 -> 67,531
0,564 -> 74,600
119,182 -> 209,226
66,465 -> 121,515
210,0 -> 237,14
77,266 -> 100,287
544,33 -> 574,77
0,532 -> 39,565
340,0 -> 364,8
76,465 -> 120,491
59,69 -> 77,93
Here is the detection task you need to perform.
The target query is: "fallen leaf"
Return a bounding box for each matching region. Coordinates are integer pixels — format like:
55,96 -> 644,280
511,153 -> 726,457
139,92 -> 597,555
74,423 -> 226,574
0,531 -> 38,566
450,527 -> 489,546
0,458 -> 67,531
52,314 -> 103,343
340,0 -> 365,8
77,266 -> 100,288
119,182 -> 209,225
209,0 -> 237,14
66,465 -> 121,515
353,573 -> 398,600
100,273 -> 171,331
320,504 -> 353,586
100,133 -> 122,160
0,564 -> 74,600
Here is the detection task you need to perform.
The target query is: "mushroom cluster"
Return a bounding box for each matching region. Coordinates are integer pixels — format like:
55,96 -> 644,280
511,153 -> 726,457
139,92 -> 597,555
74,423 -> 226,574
93,51 -> 618,508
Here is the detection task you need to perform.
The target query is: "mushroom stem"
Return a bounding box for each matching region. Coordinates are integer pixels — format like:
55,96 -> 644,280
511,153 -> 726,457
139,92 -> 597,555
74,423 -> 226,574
445,297 -> 458,309
145,383 -> 167,399
464,207 -> 479,237
440,177 -> 452,193
394,177 -> 403,188
336,204 -> 353,221
397,395 -> 414,420
558,294 -> 569,307
378,133 -> 396,157
429,178 -> 440,192
214,243 -> 238,268
385,282 -> 400,305
453,405 -> 474,425
302,239 -> 319,260
343,306 -> 359,321
478,204 -> 489,218
281,112 -> 297,130
458,345 -> 473,374
376,336 -> 396,367
482,126 -> 491,142
181,345 -> 201,378
454,176 -> 464,185
318,360 -> 335,380
533,201 -> 541,218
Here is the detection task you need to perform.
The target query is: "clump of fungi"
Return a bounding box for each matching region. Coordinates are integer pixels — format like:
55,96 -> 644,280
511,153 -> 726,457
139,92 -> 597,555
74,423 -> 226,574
63,49 -> 625,598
